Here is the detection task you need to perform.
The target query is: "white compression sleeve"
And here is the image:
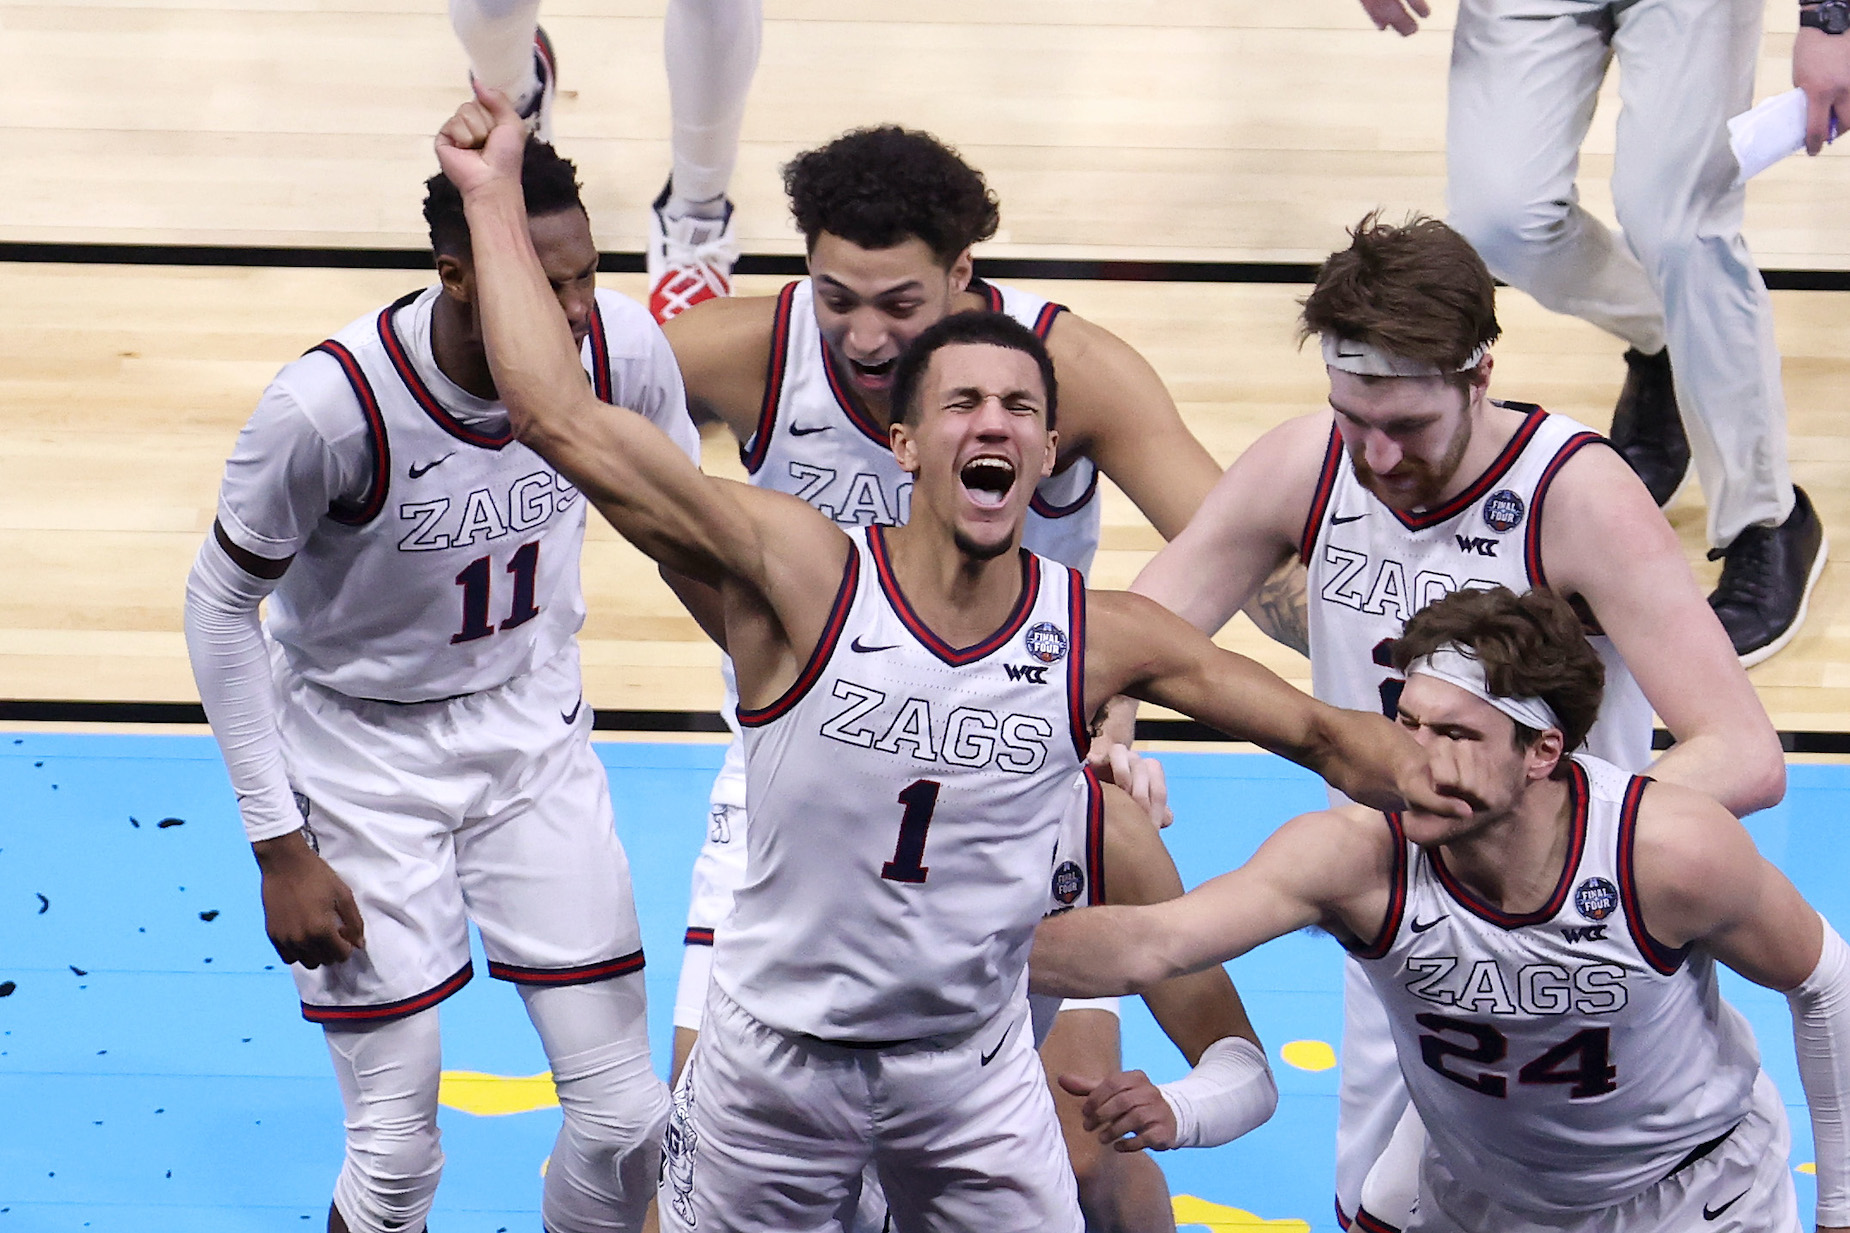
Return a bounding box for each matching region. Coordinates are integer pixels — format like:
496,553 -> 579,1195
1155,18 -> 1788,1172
663,0 -> 762,206
1157,1036 -> 1278,1150
1791,915 -> 1850,1225
183,536 -> 299,844
449,0 -> 542,102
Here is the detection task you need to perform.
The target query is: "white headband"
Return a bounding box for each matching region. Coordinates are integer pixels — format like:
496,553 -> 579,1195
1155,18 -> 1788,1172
1321,334 -> 1491,378
1404,643 -> 1561,734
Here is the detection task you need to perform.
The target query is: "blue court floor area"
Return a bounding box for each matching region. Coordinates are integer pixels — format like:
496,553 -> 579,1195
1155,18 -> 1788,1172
1,733 -> 1843,1231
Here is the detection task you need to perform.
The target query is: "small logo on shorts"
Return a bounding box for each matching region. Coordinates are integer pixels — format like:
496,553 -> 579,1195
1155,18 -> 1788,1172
1024,622 -> 1068,665
293,791 -> 320,852
1574,877 -> 1618,921
1482,489 -> 1526,533
1051,859 -> 1086,906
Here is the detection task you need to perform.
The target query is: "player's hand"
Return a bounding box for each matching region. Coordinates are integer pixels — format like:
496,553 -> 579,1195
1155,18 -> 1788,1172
1098,744 -> 1174,830
434,80 -> 529,198
1794,27 -> 1850,156
1358,0 -> 1430,36
253,829 -> 366,968
1406,733 -> 1478,821
1058,1071 -> 1178,1152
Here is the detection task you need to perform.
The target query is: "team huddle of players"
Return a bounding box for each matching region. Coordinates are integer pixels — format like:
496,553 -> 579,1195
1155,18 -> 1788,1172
181,39 -> 1850,1233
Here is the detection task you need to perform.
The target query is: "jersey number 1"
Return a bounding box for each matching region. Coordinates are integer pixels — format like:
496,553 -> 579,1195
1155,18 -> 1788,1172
452,542 -> 541,644
881,779 -> 941,884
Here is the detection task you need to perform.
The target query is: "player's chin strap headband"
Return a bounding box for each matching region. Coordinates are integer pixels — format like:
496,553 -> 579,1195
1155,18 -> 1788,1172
1404,643 -> 1561,735
1320,334 -> 1492,378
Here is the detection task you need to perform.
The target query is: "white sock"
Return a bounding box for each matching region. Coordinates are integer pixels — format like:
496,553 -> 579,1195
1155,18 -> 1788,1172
450,0 -> 543,107
664,0 -> 763,207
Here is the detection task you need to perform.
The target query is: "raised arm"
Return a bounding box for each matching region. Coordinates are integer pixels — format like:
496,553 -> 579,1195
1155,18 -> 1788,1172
1086,589 -> 1455,816
1541,442 -> 1784,815
1630,782 -> 1849,1230
1031,804 -> 1395,1000
435,89 -> 837,594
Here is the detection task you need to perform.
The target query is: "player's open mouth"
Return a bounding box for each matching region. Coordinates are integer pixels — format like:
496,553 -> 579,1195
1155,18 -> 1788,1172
848,356 -> 897,384
960,456 -> 1016,509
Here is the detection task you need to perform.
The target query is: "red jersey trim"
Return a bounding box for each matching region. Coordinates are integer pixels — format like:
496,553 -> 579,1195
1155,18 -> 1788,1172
311,339 -> 392,526
301,961 -> 472,1024
1299,423 -> 1343,565
1523,430 -> 1605,590
868,525 -> 1041,667
1432,760 -> 1590,929
1066,567 -> 1090,760
378,302 -> 514,450
1349,811 -> 1409,960
487,947 -> 645,986
741,280 -> 799,473
684,927 -> 715,947
1616,775 -> 1686,975
588,299 -> 614,405
1082,762 -> 1106,906
736,542 -> 860,727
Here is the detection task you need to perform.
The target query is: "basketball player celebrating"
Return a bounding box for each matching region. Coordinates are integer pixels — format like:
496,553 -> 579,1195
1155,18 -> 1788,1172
183,140 -> 696,1233
436,86 -> 1457,1231
1104,211 -> 1784,1230
449,0 -> 756,321
1038,585 -> 1850,1233
659,123 -> 1251,1230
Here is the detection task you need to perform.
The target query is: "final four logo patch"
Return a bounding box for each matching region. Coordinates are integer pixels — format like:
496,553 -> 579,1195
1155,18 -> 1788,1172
1483,489 -> 1526,533
1574,877 -> 1618,922
1024,622 -> 1069,664
1052,860 -> 1086,906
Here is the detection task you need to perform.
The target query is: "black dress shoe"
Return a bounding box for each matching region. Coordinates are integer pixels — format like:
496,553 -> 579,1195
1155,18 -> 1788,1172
1707,486 -> 1827,666
1608,348 -> 1689,509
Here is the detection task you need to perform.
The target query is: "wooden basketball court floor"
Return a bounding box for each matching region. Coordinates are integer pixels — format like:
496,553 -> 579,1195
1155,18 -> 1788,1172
2,1 -> 1848,1229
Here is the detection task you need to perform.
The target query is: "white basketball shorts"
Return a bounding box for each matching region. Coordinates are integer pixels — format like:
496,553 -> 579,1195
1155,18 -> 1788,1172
278,642 -> 644,1024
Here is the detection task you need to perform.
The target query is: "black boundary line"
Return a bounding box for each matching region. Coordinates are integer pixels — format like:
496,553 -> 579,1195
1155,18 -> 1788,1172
5,242 -> 1849,291
3,700 -> 1848,752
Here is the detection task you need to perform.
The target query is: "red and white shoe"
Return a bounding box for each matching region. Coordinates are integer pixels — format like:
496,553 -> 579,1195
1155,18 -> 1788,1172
648,182 -> 740,324
473,28 -> 556,143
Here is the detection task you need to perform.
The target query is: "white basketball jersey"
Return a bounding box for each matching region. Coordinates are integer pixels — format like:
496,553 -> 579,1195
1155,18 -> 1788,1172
1303,405 -> 1654,773
1357,755 -> 1762,1214
715,526 -> 1090,1041
260,287 -> 680,702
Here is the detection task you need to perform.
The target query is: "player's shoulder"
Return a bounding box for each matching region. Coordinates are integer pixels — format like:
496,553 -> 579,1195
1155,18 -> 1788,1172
661,286 -> 782,354
263,341 -> 379,450
591,286 -> 668,357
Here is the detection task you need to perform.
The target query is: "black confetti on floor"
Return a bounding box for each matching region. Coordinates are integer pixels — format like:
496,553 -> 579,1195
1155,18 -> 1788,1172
203,958 -> 213,964
157,817 -> 185,829
0,982 -> 14,997
68,966 -> 86,977
35,894 -> 47,914
129,817 -> 139,828
198,910 -> 219,922
32,762 -> 41,769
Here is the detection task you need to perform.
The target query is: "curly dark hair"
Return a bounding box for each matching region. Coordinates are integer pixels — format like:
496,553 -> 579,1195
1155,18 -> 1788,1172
1391,586 -> 1604,757
890,311 -> 1058,431
1300,212 -> 1501,383
783,126 -> 1000,266
422,137 -> 587,258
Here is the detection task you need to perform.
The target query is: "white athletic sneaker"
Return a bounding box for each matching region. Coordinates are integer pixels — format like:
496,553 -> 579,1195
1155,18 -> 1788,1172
648,182 -> 740,324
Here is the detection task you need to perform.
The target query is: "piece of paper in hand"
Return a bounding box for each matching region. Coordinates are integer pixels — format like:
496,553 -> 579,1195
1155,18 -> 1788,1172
1729,88 -> 1836,185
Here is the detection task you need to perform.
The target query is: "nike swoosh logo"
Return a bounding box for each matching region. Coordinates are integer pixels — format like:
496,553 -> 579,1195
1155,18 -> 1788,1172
979,1021 -> 1013,1066
1331,512 -> 1368,526
850,637 -> 899,653
1703,1189 -> 1749,1220
1410,916 -> 1446,934
788,423 -> 832,436
561,696 -> 583,725
409,453 -> 454,479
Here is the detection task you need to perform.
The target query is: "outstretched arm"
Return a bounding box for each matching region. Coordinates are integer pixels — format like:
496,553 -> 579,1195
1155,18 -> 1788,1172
1086,590 -> 1457,817
1031,804 -> 1394,1000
